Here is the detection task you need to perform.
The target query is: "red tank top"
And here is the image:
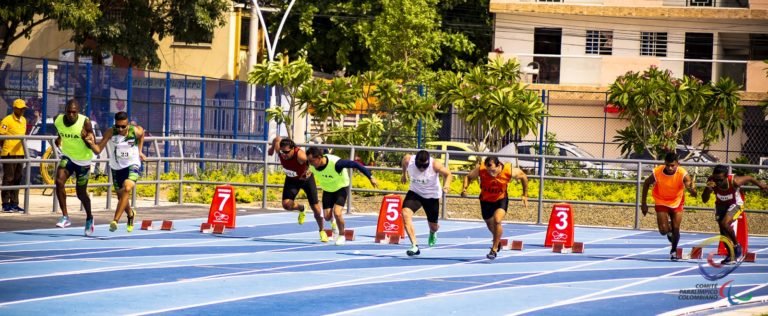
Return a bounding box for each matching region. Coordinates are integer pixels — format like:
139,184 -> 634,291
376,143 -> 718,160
708,174 -> 745,207
279,147 -> 309,179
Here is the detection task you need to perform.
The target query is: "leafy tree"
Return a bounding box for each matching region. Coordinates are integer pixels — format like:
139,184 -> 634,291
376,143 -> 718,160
608,66 -> 743,159
248,55 -> 313,139
433,57 -> 546,152
360,0 -> 473,81
73,0 -> 229,68
272,0 -> 476,76
298,76 -> 359,141
0,0 -> 99,57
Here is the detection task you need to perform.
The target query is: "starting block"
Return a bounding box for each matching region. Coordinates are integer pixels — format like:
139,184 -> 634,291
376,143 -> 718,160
552,241 -> 584,254
160,220 -> 174,231
552,242 -> 568,253
676,247 -> 687,260
572,242 -> 584,253
140,220 -> 154,230
212,224 -> 226,234
324,229 -> 334,237
374,233 -> 400,245
344,229 -> 355,241
744,252 -> 756,263
510,240 -> 524,251
200,223 -> 213,233
690,247 -> 702,259
499,239 -> 509,248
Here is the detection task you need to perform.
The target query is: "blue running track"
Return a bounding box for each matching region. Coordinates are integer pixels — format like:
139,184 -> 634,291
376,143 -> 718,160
0,212 -> 766,315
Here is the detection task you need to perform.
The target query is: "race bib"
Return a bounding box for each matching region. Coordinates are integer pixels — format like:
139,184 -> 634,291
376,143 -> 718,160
116,147 -> 133,160
284,169 -> 298,177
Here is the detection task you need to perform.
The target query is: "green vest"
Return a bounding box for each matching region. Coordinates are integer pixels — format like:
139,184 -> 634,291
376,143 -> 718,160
54,114 -> 93,161
311,154 -> 350,192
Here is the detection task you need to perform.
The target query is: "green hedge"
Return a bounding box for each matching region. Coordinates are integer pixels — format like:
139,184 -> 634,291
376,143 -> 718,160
133,169 -> 768,210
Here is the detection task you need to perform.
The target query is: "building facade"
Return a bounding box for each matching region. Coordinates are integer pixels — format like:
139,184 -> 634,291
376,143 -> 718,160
491,0 -> 768,93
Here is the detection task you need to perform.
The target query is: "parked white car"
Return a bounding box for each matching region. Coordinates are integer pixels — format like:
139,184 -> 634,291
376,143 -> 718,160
498,141 -> 629,177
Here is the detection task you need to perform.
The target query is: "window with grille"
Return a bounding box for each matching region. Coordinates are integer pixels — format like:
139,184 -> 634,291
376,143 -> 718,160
586,30 -> 612,55
641,32 -> 668,57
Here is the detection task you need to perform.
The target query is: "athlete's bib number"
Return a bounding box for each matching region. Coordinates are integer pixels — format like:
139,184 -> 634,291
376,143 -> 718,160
116,147 -> 133,161
284,169 -> 298,177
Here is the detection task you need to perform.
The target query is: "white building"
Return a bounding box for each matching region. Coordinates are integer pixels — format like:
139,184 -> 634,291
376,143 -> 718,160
491,0 -> 768,93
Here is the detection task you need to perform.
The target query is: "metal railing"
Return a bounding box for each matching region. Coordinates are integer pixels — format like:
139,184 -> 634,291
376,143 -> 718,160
3,135 -> 767,230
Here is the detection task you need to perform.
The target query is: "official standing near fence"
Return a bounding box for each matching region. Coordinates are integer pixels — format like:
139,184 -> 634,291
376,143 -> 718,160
0,99 -> 28,213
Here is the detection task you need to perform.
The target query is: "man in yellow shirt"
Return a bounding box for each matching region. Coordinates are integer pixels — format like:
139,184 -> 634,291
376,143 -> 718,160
641,152 -> 697,261
0,99 -> 28,213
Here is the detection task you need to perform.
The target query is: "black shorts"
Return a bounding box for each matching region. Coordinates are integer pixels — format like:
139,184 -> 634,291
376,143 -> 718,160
58,156 -> 91,187
715,204 -> 740,222
402,190 -> 440,223
322,187 -> 348,209
480,197 -> 508,220
282,174 -> 319,205
112,165 -> 141,190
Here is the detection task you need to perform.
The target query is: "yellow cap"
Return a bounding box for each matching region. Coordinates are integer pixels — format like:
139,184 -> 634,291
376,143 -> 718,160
12,99 -> 27,109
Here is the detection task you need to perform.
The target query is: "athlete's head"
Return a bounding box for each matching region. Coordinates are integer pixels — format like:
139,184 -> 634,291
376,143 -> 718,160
663,152 -> 679,174
711,164 -> 729,186
415,150 -> 430,171
306,147 -> 325,168
114,111 -> 129,135
278,138 -> 295,158
484,156 -> 503,177
64,99 -> 80,122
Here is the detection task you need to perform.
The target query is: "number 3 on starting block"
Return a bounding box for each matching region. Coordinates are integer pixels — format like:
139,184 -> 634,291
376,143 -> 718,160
545,203 -> 574,247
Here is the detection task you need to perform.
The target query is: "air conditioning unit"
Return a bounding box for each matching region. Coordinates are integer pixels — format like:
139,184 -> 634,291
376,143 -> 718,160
690,0 -> 714,6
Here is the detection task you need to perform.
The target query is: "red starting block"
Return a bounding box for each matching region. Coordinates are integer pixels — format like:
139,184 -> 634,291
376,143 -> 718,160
212,224 -> 226,234
499,239 -> 509,249
676,247 -> 683,259
344,229 -> 355,241
691,247 -> 702,259
140,220 -> 154,230
553,242 -> 571,253
510,240 -> 524,251
572,242 -> 585,253
160,220 -> 174,231
744,252 -> 756,263
376,233 -> 400,245
200,223 -> 213,233
324,229 -> 334,237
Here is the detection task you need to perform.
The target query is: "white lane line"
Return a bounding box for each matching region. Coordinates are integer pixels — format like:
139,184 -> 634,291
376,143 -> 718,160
327,230 -> 664,316
0,223 -> 492,297
511,243 -> 768,315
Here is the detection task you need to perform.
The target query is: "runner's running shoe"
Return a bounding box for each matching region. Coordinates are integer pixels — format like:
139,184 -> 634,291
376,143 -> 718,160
486,248 -> 498,260
297,205 -> 306,225
127,209 -> 136,233
85,219 -> 95,237
56,216 -> 71,228
335,235 -> 346,246
320,230 -> 329,242
109,221 -> 118,232
428,231 -> 437,247
406,245 -> 421,256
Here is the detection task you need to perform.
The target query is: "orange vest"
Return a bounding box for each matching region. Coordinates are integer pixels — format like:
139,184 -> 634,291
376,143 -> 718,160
479,163 -> 513,202
652,165 -> 688,208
